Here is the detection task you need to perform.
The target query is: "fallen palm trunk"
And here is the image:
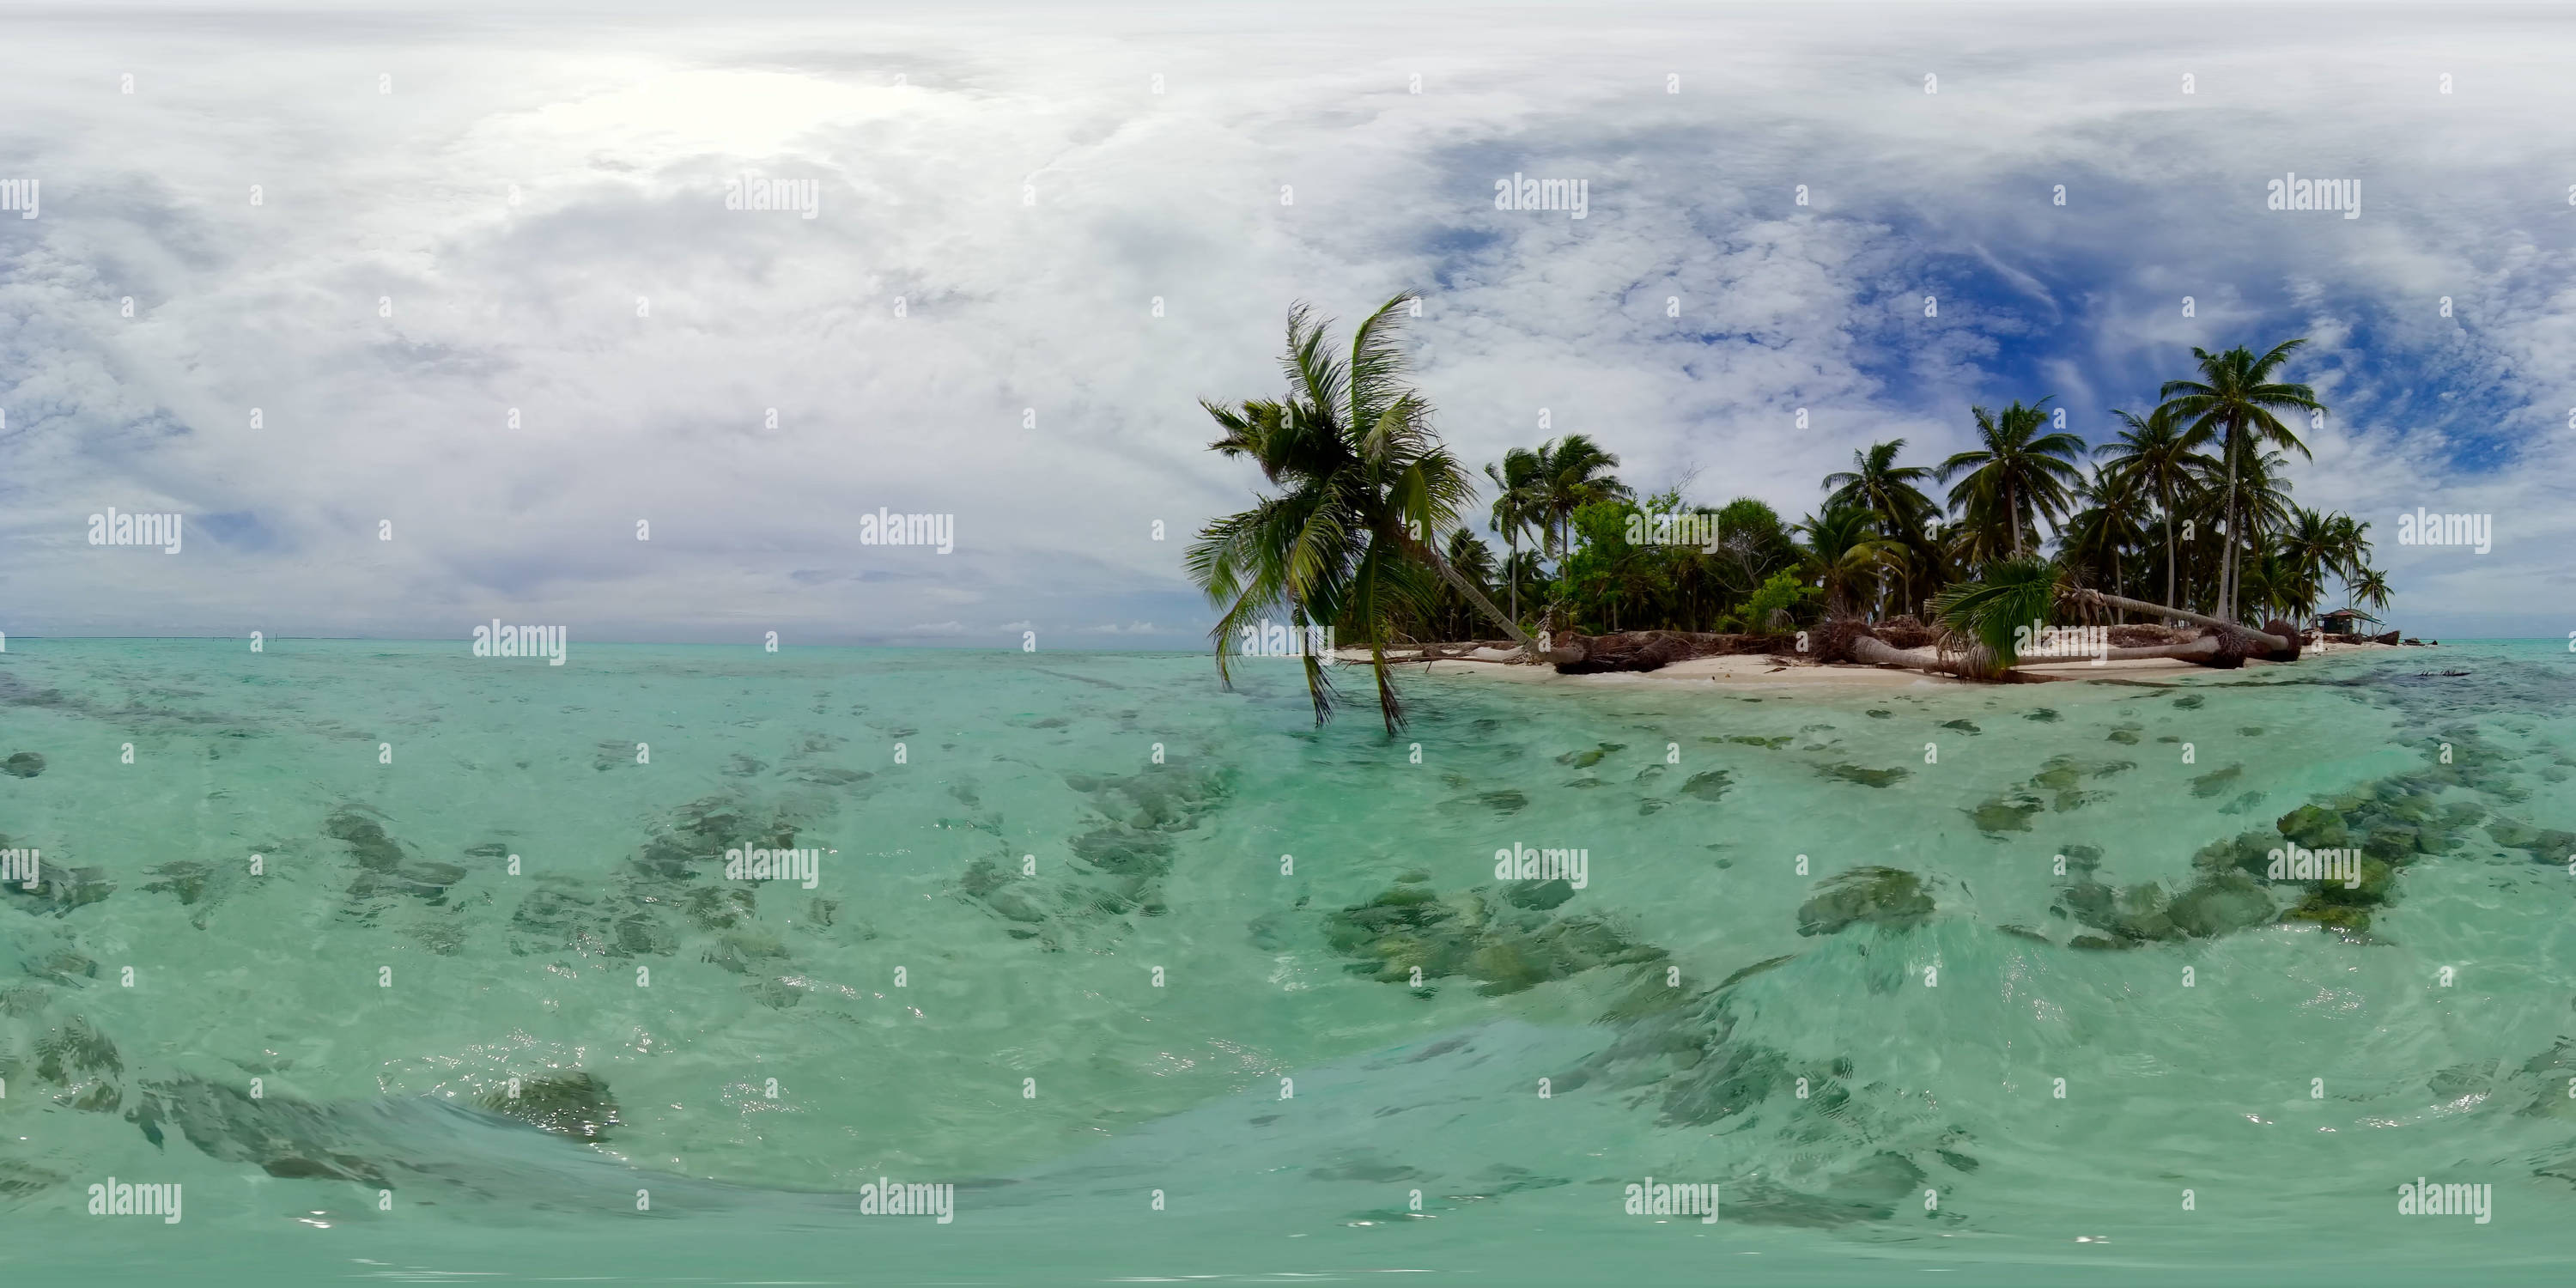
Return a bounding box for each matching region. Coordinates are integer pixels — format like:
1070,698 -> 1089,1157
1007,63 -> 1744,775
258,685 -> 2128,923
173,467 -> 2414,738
1844,627 -> 2247,677
2074,589 -> 2288,653
1843,634 -> 1996,677
1545,630 -> 1798,673
1398,641 -> 1516,661
1542,593 -> 2302,681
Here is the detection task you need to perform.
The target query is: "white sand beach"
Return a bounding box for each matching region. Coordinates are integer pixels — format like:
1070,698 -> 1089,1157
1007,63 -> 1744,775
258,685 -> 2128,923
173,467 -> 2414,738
1336,640 -> 2405,692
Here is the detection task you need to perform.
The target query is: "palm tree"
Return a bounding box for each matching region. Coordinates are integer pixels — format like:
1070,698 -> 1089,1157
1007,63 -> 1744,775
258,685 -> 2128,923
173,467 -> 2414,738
2235,538 -> 2293,624
2095,405 -> 2211,620
2057,472 -> 2152,617
1534,434 -> 1628,562
1929,556 -> 2063,677
1499,548 -> 1548,626
2234,448 -> 2299,557
2348,567 -> 2393,619
1796,507 -> 1905,617
1825,439 -> 1938,533
1429,529 -> 1501,641
1484,447 -> 1546,625
1939,398 -> 2088,562
2277,507 -> 2341,627
1188,295 -> 1534,732
2329,514 -> 2374,611
1824,438 -> 1941,614
2156,341 -> 2323,623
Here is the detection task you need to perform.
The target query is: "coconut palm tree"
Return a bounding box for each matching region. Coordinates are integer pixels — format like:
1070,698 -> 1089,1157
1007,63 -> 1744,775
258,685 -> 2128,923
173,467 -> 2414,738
1796,507 -> 1905,617
1929,556 -> 2063,677
2234,448 -> 2300,556
1939,398 -> 2088,563
2328,514 -> 2373,611
1484,447 -> 1546,625
1421,529 -> 1501,641
1188,295 -> 1534,732
2235,538 -> 2294,625
1823,438 -> 1941,614
2349,566 -> 2393,617
2278,507 -> 2341,627
1499,548 -> 1547,628
1825,439 -> 1939,534
2156,341 -> 2323,623
2095,405 -> 2211,620
2057,472 -> 2153,618
1534,434 -> 1628,562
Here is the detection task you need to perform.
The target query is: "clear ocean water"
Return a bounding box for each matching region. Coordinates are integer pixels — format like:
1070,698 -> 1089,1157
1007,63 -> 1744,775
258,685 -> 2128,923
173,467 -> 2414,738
3,637 -> 2573,1285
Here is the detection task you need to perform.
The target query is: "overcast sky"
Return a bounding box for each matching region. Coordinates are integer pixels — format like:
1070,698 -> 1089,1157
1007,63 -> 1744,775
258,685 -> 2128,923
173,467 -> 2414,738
2,2 -> 2570,646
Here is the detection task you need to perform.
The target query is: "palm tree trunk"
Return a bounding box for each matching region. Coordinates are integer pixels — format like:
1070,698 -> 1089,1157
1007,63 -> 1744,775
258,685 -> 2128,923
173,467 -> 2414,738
2218,423 -> 2241,622
2075,589 -> 2287,651
1406,532 -> 1537,655
1848,634 -> 1994,677
1505,528 -> 1519,623
2160,483 -> 2178,626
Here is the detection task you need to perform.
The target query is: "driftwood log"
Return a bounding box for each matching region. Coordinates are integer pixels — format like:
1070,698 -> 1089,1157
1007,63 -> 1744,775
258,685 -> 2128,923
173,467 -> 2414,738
1542,629 -> 1800,674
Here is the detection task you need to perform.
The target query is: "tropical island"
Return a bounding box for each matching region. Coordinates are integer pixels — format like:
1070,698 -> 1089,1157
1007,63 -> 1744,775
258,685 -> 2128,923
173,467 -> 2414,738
1189,295 -> 2415,732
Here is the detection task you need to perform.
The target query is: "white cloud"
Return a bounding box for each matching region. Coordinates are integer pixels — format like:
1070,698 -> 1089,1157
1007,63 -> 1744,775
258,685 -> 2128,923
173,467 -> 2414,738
0,5 -> 2567,640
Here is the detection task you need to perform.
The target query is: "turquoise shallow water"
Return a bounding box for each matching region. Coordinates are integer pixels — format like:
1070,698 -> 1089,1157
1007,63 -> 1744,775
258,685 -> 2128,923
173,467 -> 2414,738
3,638 -> 2574,1285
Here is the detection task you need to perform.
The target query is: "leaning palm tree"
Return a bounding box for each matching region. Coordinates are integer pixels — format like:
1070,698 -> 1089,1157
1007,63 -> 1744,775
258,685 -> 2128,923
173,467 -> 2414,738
2096,405 -> 2211,621
2156,341 -> 2323,623
1940,398 -> 2088,562
1839,558 -> 2293,680
1188,295 -> 1534,732
1431,529 -> 1501,641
